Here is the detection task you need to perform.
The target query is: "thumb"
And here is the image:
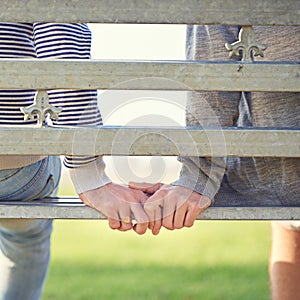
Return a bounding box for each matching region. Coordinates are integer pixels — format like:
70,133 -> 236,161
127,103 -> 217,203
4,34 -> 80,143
128,182 -> 163,194
198,195 -> 212,210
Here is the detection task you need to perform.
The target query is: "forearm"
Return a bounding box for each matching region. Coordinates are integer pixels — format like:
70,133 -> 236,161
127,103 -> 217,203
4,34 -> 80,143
47,89 -> 111,193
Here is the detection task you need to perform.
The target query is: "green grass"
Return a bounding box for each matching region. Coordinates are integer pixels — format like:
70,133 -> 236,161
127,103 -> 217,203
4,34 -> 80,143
42,220 -> 271,300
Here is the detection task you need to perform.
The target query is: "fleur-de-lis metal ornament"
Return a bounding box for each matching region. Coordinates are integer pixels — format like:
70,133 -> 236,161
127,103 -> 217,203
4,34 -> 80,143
20,90 -> 62,127
225,26 -> 268,62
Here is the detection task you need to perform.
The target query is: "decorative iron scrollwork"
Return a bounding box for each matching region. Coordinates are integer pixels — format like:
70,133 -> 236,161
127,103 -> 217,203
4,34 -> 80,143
20,90 -> 62,127
225,26 -> 268,62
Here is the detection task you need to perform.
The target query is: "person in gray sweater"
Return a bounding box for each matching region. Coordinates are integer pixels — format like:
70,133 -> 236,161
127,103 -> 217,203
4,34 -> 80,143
130,25 -> 300,300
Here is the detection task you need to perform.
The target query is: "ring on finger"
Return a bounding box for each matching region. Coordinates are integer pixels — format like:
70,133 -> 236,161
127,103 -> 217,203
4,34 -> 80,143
122,216 -> 131,224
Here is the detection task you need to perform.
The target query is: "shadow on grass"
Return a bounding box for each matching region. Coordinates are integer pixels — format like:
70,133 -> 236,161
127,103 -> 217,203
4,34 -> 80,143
43,262 -> 270,300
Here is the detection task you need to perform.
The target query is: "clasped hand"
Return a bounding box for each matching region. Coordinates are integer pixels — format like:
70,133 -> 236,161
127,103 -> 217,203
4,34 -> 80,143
79,182 -> 211,235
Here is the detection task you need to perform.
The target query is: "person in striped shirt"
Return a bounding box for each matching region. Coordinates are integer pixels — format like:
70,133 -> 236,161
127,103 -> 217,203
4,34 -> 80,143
0,23 -> 149,300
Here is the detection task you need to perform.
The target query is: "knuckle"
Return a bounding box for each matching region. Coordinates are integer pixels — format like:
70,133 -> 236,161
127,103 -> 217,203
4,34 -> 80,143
135,224 -> 147,235
136,228 -> 147,235
174,224 -> 183,229
162,221 -> 174,230
109,221 -> 120,230
135,215 -> 149,224
120,225 -> 132,232
189,202 -> 201,212
144,202 -> 156,212
184,221 -> 194,228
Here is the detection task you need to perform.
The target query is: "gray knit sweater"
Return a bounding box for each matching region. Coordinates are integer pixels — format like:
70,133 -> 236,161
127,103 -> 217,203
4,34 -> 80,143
173,26 -> 300,206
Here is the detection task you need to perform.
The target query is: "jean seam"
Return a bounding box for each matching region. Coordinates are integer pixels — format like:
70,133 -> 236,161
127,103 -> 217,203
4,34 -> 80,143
31,174 -> 55,201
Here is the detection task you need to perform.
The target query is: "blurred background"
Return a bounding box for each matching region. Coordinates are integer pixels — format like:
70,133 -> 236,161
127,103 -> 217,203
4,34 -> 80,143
42,24 -> 271,300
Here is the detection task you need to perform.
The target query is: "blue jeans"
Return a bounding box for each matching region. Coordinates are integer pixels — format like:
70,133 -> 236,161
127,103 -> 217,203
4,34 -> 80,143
0,156 -> 61,300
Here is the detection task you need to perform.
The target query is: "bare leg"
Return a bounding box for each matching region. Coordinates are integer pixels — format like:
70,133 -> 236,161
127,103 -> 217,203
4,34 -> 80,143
270,222 -> 300,300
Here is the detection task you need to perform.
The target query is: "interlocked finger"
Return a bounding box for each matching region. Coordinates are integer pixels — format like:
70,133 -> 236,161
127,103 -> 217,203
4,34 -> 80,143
118,207 -> 133,231
184,196 -> 212,227
130,202 -> 149,235
144,191 -> 164,234
174,202 -> 189,229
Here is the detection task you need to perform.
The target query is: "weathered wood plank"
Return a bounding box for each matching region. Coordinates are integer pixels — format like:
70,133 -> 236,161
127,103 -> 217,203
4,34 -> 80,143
0,60 -> 299,92
1,0 -> 299,25
0,198 -> 299,220
0,126 -> 299,157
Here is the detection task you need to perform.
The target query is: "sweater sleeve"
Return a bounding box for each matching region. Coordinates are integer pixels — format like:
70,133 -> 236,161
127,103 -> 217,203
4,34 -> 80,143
32,23 -> 111,193
172,25 -> 241,200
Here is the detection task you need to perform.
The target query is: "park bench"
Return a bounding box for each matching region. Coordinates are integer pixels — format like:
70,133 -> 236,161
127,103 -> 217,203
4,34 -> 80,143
0,0 -> 299,220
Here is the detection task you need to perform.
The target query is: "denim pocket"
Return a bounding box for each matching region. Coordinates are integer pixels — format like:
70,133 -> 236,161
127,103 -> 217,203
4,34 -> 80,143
0,158 -> 60,201
32,174 -> 56,200
0,160 -> 46,201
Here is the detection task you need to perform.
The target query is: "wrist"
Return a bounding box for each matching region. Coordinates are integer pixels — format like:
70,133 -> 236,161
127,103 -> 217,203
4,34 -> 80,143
69,157 -> 111,194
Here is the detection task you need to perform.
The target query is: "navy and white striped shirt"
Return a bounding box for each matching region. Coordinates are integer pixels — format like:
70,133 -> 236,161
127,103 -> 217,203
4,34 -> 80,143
0,23 -> 111,192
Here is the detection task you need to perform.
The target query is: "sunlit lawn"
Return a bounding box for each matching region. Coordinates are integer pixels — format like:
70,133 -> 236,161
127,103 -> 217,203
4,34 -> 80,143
42,176 -> 271,299
42,208 -> 271,299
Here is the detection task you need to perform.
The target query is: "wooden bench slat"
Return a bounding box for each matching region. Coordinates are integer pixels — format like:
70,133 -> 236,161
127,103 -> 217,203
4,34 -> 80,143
0,126 -> 299,157
0,60 -> 298,92
0,197 -> 299,220
1,0 -> 299,25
